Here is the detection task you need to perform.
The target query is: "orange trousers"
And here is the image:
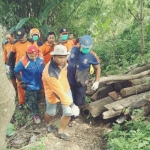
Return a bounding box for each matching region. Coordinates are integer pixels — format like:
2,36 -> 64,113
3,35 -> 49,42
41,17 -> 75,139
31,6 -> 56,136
16,80 -> 25,105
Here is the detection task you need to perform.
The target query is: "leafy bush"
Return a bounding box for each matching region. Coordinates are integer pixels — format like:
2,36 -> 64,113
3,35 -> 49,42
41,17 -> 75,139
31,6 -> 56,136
13,105 -> 32,127
104,116 -> 150,150
6,123 -> 16,136
93,22 -> 150,76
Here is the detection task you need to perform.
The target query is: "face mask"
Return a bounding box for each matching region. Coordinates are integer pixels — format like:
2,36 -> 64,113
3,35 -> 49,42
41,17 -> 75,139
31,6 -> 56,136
32,35 -> 39,41
81,47 -> 90,54
61,34 -> 68,41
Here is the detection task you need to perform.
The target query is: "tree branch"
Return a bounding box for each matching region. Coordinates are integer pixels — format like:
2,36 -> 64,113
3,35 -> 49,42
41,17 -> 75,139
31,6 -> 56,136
128,8 -> 140,22
64,0 -> 86,25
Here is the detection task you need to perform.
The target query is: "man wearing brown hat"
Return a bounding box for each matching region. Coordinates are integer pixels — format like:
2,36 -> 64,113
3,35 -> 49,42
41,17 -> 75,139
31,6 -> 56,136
42,45 -> 79,141
7,28 -> 34,109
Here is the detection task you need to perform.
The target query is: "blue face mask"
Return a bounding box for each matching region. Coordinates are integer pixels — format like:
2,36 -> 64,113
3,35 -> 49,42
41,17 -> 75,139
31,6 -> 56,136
81,47 -> 91,54
32,35 -> 39,41
61,34 -> 68,41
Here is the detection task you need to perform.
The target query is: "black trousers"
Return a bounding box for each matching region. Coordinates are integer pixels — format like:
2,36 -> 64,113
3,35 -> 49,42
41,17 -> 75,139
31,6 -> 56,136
70,84 -> 87,106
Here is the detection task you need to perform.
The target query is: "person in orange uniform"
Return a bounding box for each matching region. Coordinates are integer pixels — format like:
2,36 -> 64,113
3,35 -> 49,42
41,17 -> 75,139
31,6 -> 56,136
30,28 -> 43,47
6,28 -> 34,109
59,28 -> 74,52
3,32 -> 17,94
42,45 -> 79,141
39,32 -> 56,64
69,33 -> 76,45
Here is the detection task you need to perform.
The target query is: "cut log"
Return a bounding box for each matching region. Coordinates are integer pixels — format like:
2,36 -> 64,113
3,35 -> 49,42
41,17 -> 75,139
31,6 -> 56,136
122,80 -> 133,88
127,63 -> 150,75
106,80 -> 122,85
86,82 -> 107,96
112,82 -> 123,92
99,70 -> 150,83
104,91 -> 150,111
120,82 -> 150,97
130,76 -> 150,86
90,86 -> 113,101
124,96 -> 150,116
106,80 -> 132,88
116,115 -> 127,124
125,64 -> 138,74
108,91 -> 119,101
102,109 -> 122,119
86,90 -> 95,96
87,96 -> 114,117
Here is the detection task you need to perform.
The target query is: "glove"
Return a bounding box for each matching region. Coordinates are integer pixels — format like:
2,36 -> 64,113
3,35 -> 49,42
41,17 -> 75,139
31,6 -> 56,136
70,103 -> 80,117
91,81 -> 99,90
20,81 -> 28,90
5,65 -> 10,75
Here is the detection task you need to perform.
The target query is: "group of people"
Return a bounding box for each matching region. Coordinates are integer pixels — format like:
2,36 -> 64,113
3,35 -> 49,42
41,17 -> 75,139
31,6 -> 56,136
3,27 -> 101,140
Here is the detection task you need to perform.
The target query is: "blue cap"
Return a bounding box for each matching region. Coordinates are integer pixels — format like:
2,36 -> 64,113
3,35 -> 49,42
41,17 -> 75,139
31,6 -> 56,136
80,35 -> 93,48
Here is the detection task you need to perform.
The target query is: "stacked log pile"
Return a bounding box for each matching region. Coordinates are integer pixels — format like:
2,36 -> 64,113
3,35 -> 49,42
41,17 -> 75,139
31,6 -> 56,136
86,64 -> 150,121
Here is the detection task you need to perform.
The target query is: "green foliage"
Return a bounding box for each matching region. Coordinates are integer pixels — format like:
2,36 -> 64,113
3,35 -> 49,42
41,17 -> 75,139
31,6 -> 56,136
6,123 -> 16,136
13,105 -> 32,127
104,114 -> 150,150
85,96 -> 92,104
27,137 -> 46,150
93,20 -> 150,76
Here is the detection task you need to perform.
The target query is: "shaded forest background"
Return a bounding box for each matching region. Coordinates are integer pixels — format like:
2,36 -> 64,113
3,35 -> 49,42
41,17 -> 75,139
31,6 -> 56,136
0,0 -> 150,74
1,1 -> 150,149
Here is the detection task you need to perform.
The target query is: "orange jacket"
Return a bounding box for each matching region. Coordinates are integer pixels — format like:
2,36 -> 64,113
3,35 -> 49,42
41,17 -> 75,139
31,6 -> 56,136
42,59 -> 72,106
3,42 -> 13,63
11,39 -> 34,65
39,42 -> 55,64
63,40 -> 74,51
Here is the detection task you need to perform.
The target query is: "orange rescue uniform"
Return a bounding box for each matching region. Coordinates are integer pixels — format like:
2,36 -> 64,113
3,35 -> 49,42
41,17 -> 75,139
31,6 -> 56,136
63,40 -> 74,52
3,42 -> 13,63
12,39 -> 34,105
42,60 -> 72,106
39,42 -> 55,64
3,41 -> 17,90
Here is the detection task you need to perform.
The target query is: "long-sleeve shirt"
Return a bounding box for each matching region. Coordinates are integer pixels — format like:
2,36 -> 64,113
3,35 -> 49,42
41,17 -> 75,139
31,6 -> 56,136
14,55 -> 44,90
3,42 -> 13,63
7,39 -> 34,67
42,58 -> 72,106
39,42 -> 55,64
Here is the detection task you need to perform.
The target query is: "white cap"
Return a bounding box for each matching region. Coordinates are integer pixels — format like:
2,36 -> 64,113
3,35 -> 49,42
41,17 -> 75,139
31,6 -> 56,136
50,45 -> 70,55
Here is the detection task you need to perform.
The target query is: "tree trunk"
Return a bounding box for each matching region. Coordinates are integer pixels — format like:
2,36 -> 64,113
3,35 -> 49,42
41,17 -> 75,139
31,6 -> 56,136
0,26 -> 15,150
99,70 -> 150,83
120,83 -> 150,97
130,76 -> 150,86
87,96 -> 114,117
124,97 -> 150,116
127,64 -> 150,75
90,86 -> 113,101
102,109 -> 122,119
140,0 -> 145,56
104,91 -> 150,111
108,91 -> 119,101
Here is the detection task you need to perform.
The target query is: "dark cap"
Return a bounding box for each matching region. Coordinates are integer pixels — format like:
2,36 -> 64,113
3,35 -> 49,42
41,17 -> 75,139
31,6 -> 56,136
16,28 -> 26,39
59,28 -> 68,34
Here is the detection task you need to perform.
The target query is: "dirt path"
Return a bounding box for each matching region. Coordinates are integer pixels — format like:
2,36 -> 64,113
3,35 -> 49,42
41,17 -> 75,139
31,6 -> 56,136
8,103 -> 111,150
